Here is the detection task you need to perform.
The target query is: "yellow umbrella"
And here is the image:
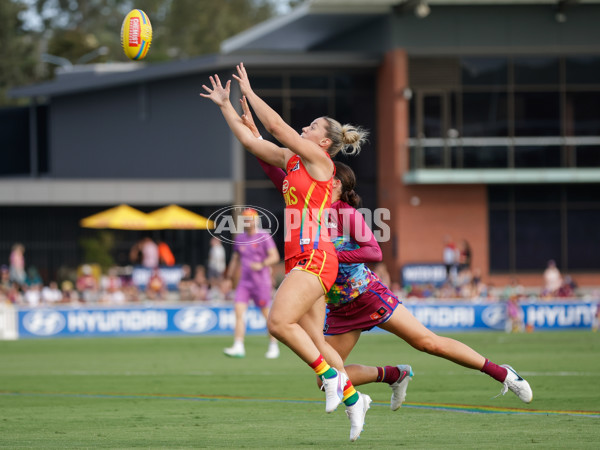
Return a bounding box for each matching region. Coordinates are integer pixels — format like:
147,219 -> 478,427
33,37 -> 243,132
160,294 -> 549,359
80,204 -> 157,230
147,204 -> 214,230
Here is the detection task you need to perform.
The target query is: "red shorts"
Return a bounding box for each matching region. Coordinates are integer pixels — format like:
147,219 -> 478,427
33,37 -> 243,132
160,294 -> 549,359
324,280 -> 400,335
285,249 -> 338,294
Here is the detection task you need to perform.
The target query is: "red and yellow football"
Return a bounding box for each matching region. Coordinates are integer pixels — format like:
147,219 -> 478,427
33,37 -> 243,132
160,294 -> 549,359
120,9 -> 152,60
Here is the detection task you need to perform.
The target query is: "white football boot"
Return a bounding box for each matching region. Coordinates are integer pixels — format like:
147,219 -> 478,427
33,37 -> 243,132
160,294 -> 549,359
498,364 -> 533,403
321,369 -> 348,413
346,392 -> 372,442
390,364 -> 413,411
223,345 -> 245,358
265,343 -> 280,359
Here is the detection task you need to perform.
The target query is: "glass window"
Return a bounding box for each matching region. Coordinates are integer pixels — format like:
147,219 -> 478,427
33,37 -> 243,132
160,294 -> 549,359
489,209 -> 510,271
461,57 -> 508,86
514,185 -> 561,204
290,75 -> 329,90
462,92 -> 508,137
252,76 -> 283,90
566,56 -> 600,85
576,146 -> 600,168
424,147 -> 444,168
567,209 -> 600,270
334,73 -> 375,91
514,146 -> 561,168
462,146 -> 509,168
290,96 -> 329,133
488,186 -> 512,204
565,92 -> 600,136
514,57 -> 560,85
0,107 -> 30,175
515,210 -> 561,271
514,92 -> 561,136
423,94 -> 443,138
566,184 -> 600,203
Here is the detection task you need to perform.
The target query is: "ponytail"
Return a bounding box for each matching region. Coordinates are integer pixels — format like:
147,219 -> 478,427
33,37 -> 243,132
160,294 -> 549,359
323,117 -> 369,157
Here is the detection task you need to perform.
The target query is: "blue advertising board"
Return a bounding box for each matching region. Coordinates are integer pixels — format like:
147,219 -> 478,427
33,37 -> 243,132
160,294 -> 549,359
401,264 -> 448,287
15,301 -> 598,338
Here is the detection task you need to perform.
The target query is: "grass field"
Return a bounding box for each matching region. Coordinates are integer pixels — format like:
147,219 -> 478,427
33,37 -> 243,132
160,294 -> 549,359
1,331 -> 599,449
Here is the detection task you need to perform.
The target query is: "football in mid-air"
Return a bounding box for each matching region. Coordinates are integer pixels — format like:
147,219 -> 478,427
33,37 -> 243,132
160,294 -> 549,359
120,9 -> 152,60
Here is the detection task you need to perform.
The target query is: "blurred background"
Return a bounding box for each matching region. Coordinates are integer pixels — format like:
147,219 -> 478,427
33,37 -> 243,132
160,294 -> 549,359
1,1 -> 600,318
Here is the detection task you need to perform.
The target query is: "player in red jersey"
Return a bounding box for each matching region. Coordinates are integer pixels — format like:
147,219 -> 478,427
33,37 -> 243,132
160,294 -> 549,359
239,99 -> 533,407
201,63 -> 371,441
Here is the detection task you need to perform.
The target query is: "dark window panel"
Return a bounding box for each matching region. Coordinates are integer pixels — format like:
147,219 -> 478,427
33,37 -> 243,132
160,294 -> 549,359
566,56 -> 600,85
566,184 -> 600,202
514,146 -> 561,168
567,209 -> 600,270
565,92 -> 600,136
489,209 -> 510,271
0,107 -> 30,175
461,57 -> 508,86
461,146 -> 509,168
576,146 -> 600,168
290,75 -> 329,90
423,94 -> 443,138
514,185 -> 562,204
290,96 -> 329,132
514,209 -> 561,271
488,185 -> 512,204
462,92 -> 508,137
514,91 -> 561,136
514,57 -> 560,85
424,146 -> 444,168
252,76 -> 283,90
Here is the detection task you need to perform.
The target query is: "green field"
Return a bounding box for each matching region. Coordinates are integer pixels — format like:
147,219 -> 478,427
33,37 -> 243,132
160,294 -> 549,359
1,331 -> 599,449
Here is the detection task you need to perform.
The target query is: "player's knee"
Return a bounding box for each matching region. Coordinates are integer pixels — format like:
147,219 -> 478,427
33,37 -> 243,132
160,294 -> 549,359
415,335 -> 442,356
266,315 -> 284,340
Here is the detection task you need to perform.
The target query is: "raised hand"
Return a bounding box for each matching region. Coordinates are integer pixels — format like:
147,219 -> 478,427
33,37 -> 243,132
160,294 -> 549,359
240,96 -> 259,137
200,74 -> 231,107
232,63 -> 253,97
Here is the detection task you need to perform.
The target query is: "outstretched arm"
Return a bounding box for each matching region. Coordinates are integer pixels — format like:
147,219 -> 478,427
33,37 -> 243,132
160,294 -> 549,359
233,63 -> 332,179
239,96 -> 286,192
337,206 -> 382,264
200,74 -> 289,169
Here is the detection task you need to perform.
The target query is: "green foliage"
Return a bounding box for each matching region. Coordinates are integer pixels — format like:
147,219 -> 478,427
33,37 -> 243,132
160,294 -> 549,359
1,0 -> 297,104
0,331 -> 599,448
78,230 -> 115,272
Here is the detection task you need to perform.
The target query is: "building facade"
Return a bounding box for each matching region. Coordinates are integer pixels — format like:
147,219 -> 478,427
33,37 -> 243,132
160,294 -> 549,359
3,0 -> 600,287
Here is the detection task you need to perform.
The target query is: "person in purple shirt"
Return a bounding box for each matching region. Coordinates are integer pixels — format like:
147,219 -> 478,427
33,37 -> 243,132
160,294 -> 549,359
223,208 -> 281,359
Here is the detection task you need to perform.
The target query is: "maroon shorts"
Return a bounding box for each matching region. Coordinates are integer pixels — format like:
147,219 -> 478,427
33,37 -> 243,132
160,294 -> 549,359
324,280 -> 401,335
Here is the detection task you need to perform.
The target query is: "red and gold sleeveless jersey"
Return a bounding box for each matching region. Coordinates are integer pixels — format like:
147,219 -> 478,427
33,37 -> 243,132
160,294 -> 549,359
282,154 -> 336,260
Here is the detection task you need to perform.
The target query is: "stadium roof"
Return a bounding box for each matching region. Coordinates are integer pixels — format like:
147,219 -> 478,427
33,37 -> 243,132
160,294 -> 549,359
221,0 -> 600,53
9,52 -> 379,98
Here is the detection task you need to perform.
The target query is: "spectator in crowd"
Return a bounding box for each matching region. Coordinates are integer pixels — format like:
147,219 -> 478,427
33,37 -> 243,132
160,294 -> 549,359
177,264 -> 195,300
191,265 -> 209,301
207,237 -> 226,282
558,275 -> 577,298
145,268 -> 167,300
158,240 -> 175,266
100,267 -> 126,304
442,235 -> 459,285
506,296 -> 525,333
458,239 -> 472,272
0,265 -> 10,290
543,259 -> 562,298
9,243 -> 26,286
21,283 -> 42,307
140,237 -> 160,269
42,281 -> 63,304
26,266 -> 43,286
373,262 -> 391,287
76,264 -> 99,303
207,277 -> 235,303
61,280 -> 79,303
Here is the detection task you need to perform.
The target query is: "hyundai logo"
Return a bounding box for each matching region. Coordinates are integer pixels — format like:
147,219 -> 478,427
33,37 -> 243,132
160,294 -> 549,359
481,304 -> 507,330
173,308 -> 218,333
22,310 -> 66,336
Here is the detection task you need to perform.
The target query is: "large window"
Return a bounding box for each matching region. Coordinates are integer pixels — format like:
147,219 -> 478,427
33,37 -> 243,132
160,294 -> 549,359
489,185 -> 600,272
410,55 -> 600,169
